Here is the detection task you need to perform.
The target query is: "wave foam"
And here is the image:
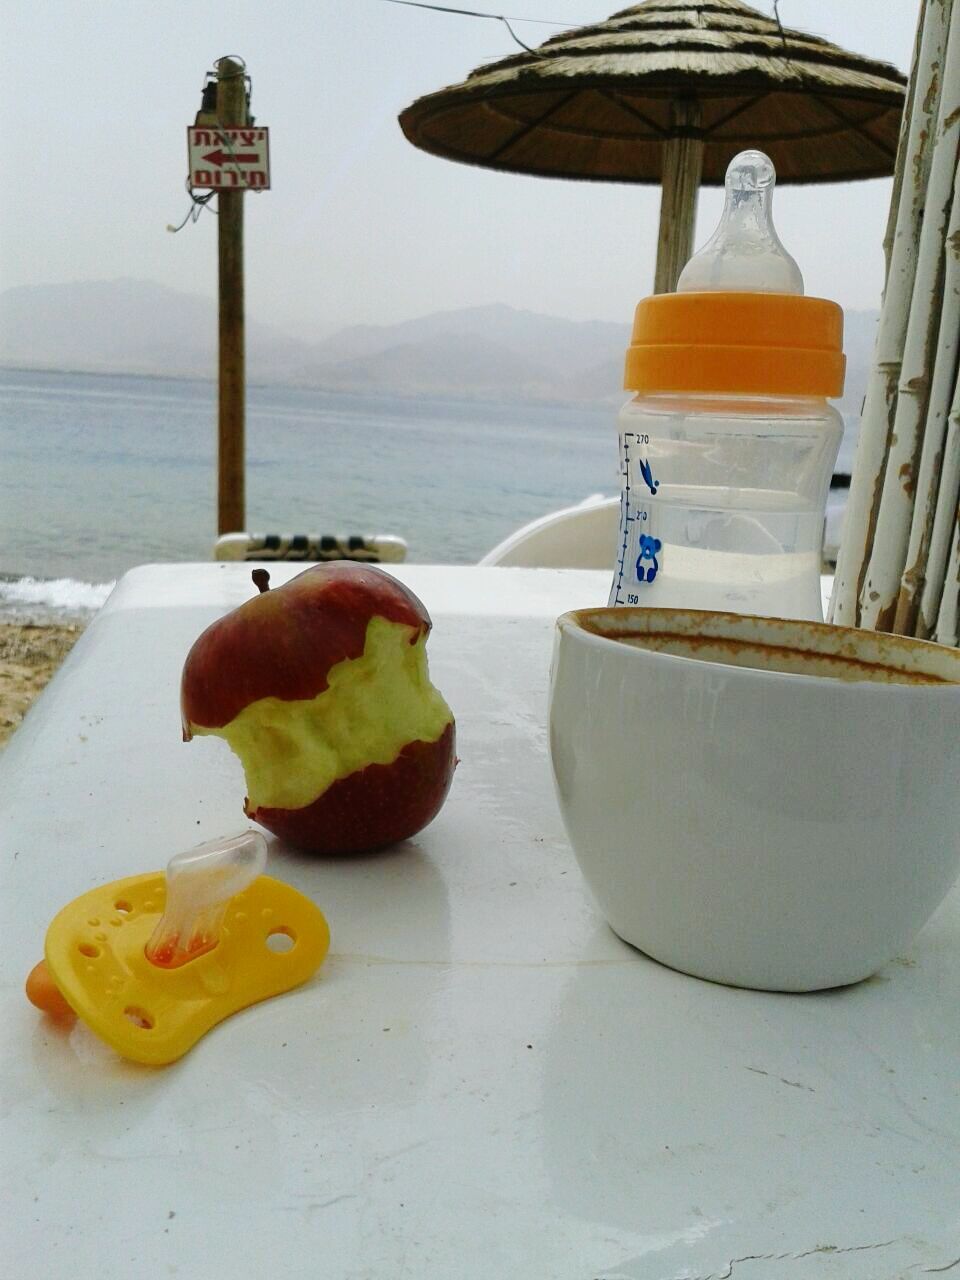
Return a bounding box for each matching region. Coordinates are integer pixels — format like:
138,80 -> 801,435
0,576 -> 115,614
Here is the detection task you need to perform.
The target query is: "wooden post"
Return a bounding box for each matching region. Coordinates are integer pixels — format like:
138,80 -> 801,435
216,57 -> 247,535
654,100 -> 704,295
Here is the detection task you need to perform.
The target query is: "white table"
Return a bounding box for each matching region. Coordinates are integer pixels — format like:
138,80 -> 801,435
1,564 -> 957,1279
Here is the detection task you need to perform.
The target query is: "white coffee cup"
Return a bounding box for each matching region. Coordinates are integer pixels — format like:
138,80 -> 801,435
549,607 -> 960,992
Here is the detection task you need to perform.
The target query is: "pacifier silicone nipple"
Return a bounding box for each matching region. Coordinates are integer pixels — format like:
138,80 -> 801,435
677,150 -> 803,295
145,829 -> 267,967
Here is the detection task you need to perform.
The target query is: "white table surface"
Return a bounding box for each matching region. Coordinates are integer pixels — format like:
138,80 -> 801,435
1,563 -> 957,1280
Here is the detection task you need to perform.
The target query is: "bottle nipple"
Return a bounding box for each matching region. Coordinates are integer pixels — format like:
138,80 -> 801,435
677,150 -> 803,295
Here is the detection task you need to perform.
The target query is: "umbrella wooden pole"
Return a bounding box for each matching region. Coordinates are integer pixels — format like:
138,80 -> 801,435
654,101 -> 703,294
217,58 -> 247,537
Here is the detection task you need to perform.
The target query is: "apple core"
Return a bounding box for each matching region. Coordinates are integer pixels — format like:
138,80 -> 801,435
189,616 -> 453,811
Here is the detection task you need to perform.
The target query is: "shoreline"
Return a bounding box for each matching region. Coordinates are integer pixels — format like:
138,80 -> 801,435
0,361 -> 623,410
0,622 -> 83,747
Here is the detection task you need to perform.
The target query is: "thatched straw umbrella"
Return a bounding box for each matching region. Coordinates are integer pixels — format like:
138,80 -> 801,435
399,0 -> 906,292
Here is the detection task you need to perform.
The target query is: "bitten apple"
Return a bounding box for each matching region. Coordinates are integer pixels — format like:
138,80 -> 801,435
181,563 -> 456,854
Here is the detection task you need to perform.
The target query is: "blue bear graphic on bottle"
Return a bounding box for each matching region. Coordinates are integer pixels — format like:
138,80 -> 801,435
636,533 -> 662,584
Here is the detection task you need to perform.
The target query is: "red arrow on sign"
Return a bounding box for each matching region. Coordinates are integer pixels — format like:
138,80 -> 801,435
202,149 -> 260,167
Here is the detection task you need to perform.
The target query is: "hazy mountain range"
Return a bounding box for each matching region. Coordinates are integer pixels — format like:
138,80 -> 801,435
0,277 -> 876,415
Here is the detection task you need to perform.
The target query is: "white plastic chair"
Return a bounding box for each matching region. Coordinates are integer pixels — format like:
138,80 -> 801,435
478,495 -> 619,569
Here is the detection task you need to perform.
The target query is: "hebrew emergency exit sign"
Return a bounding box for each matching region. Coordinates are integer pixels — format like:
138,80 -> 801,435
187,127 -> 270,189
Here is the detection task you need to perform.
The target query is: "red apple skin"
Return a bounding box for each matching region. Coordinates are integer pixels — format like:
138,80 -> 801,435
247,723 -> 456,855
181,562 -> 432,735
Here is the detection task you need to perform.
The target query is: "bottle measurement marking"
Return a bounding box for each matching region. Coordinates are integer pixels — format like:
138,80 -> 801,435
615,432 -> 654,604
614,431 -> 631,604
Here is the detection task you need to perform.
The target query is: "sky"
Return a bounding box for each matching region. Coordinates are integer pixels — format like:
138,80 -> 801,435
0,0 -> 919,335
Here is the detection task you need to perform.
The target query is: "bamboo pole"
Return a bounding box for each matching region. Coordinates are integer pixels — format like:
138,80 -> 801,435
654,100 -> 704,294
859,2 -> 960,633
894,170 -> 960,634
882,1 -> 925,282
217,57 -> 247,536
829,0 -> 952,625
934,509 -> 960,645
918,365 -> 960,637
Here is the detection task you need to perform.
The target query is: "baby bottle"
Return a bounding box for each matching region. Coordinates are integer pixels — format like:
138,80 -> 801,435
609,149 -> 845,621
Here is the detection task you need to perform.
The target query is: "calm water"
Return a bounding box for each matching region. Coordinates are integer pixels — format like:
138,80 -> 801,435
0,368 -> 619,616
0,368 -> 856,623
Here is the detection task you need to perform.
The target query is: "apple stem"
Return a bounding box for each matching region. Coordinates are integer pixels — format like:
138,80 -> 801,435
252,569 -> 271,595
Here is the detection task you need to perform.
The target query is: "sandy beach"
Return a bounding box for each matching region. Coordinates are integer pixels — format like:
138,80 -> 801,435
0,623 -> 83,748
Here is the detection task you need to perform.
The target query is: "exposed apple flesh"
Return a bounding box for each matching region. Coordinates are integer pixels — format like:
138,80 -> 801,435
181,564 -> 456,854
250,724 -> 455,856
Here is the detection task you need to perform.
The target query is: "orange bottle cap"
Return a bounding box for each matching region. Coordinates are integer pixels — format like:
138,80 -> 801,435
624,291 -> 845,397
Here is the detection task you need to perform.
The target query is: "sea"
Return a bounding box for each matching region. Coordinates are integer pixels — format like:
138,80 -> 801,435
0,367 -> 858,626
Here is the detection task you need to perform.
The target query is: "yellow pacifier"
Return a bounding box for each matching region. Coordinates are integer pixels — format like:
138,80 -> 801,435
26,831 -> 329,1065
